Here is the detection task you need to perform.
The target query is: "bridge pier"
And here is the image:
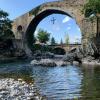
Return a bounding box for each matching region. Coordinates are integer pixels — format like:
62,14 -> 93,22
13,39 -> 33,57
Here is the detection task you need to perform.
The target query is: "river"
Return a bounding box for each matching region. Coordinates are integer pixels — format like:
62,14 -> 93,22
0,61 -> 100,100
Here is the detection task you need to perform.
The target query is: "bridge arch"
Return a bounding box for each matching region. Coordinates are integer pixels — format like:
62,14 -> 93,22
12,0 -> 86,55
53,47 -> 66,55
26,8 -> 81,51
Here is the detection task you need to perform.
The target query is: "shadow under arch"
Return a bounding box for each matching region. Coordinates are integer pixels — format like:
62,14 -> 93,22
53,47 -> 66,55
25,9 -> 74,51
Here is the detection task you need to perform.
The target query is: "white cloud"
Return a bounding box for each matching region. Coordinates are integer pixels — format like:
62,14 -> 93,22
67,27 -> 71,30
75,36 -> 81,40
62,16 -> 71,23
69,36 -> 81,44
77,27 -> 81,32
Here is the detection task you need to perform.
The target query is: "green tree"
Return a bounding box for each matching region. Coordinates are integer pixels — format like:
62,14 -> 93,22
65,33 -> 69,45
60,38 -> 63,45
83,0 -> 100,17
37,29 -> 50,43
0,9 -> 14,40
51,37 -> 56,45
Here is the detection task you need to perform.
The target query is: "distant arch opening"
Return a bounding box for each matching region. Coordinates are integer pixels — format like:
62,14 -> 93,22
53,47 -> 66,55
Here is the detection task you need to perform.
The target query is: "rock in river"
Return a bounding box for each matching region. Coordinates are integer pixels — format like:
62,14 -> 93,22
31,59 -> 57,67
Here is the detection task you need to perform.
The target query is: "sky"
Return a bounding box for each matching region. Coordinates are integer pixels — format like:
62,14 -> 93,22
0,0 -> 60,19
35,14 -> 81,44
0,0 -> 81,44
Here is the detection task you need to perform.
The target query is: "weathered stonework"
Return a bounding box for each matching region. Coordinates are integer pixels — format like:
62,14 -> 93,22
50,44 -> 81,53
12,0 -> 99,56
82,17 -> 97,48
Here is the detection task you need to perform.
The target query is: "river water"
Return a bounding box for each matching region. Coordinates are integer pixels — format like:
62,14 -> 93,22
0,61 -> 100,100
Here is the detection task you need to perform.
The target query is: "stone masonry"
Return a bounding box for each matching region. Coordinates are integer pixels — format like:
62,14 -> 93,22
12,0 -> 99,56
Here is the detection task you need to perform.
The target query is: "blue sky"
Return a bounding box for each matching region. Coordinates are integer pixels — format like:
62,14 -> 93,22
0,0 -> 59,19
35,14 -> 81,43
0,0 -> 81,43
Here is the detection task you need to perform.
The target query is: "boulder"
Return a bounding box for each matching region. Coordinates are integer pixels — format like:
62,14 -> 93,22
56,60 -> 67,66
40,59 -> 56,67
30,60 -> 40,66
63,47 -> 83,64
30,59 -> 57,67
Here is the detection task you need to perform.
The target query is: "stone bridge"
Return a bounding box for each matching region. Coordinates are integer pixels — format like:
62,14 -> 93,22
49,44 -> 81,55
12,0 -> 99,56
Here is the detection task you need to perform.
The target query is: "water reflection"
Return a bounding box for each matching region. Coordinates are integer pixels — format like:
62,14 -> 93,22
32,65 -> 83,99
0,61 -> 33,83
81,65 -> 100,100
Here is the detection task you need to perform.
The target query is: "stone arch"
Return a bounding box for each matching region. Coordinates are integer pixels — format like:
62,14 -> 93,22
12,0 -> 86,55
53,47 -> 66,55
26,8 -> 81,51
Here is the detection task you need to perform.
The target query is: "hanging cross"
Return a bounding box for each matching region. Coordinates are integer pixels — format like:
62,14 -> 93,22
51,17 -> 56,24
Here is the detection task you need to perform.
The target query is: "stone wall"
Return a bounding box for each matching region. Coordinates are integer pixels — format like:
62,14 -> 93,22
81,17 -> 97,49
95,17 -> 100,50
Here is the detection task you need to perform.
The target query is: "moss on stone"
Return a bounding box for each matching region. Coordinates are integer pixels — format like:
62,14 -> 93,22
29,6 -> 41,16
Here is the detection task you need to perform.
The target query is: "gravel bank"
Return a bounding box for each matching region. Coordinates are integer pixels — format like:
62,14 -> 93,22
0,78 -> 43,100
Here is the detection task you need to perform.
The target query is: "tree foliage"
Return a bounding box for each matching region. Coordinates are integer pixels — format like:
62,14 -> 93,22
37,29 -> 50,43
51,37 -> 56,45
0,9 -> 14,40
83,0 -> 100,17
60,38 -> 63,45
65,34 -> 69,45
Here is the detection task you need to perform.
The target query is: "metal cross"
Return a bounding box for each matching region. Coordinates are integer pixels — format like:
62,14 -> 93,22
51,17 -> 56,24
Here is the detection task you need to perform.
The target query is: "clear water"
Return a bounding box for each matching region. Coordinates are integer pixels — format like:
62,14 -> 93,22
0,61 -> 100,100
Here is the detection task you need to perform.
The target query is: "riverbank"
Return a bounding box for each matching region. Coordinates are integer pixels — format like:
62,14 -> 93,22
1,52 -> 100,67
0,48 -> 28,63
82,59 -> 100,66
0,78 -> 44,100
82,61 -> 100,65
